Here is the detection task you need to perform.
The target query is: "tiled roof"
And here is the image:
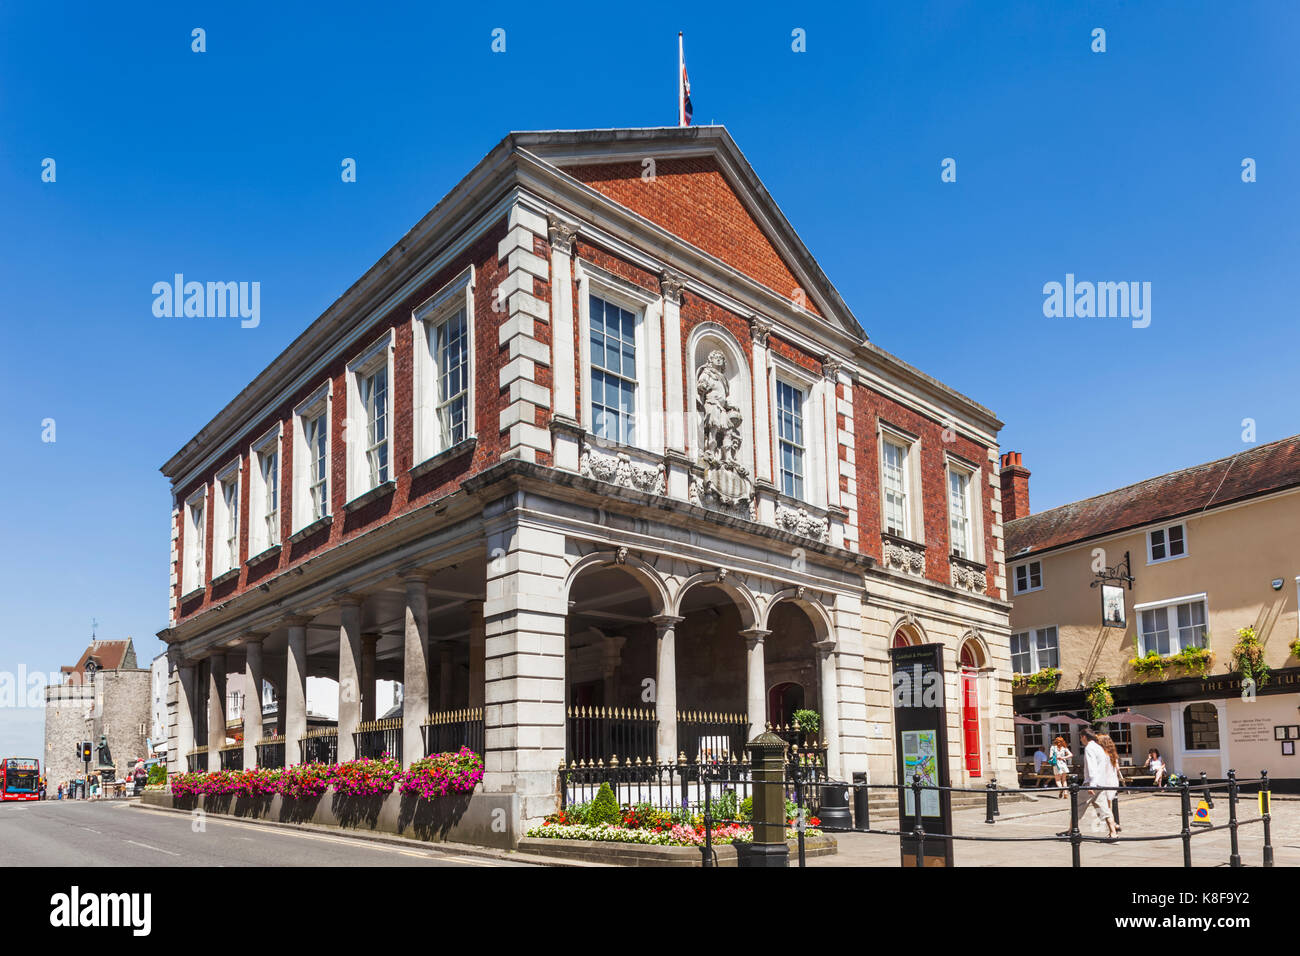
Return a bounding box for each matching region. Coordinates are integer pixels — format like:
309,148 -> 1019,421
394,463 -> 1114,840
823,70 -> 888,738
60,639 -> 136,675
1005,434 -> 1300,557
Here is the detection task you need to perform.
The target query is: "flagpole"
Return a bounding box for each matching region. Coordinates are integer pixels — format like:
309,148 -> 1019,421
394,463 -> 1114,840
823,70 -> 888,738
678,32 -> 685,127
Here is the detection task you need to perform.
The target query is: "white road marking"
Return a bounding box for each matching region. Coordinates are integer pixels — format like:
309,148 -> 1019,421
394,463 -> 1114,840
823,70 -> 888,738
80,827 -> 102,834
125,840 -> 180,856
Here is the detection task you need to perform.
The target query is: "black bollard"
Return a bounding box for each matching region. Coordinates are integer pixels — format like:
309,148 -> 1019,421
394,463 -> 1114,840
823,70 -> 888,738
1200,770 -> 1214,809
1227,769 -> 1240,868
912,773 -> 925,868
793,763 -> 806,868
985,779 -> 996,825
992,776 -> 1000,816
702,772 -> 713,868
1068,778 -> 1082,868
1261,769 -> 1273,868
1180,777 -> 1192,868
852,774 -> 870,832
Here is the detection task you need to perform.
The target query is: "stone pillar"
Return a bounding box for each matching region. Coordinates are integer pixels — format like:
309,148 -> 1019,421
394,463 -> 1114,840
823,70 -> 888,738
360,632 -> 380,723
401,573 -> 430,769
742,629 -> 771,742
438,641 -> 454,711
207,652 -> 227,772
243,636 -> 265,769
483,500 -> 568,835
652,615 -> 683,763
814,639 -> 842,780
468,600 -> 486,710
173,659 -> 195,777
285,618 -> 309,765
821,358 -> 842,512
661,270 -> 686,454
750,317 -> 773,485
337,597 -> 363,762
547,216 -> 581,472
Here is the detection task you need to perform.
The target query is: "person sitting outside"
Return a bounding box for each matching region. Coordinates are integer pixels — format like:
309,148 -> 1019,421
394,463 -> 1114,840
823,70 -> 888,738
1144,748 -> 1166,787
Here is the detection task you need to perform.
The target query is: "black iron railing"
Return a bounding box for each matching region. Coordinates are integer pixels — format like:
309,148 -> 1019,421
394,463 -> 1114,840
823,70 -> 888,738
676,711 -> 748,762
186,747 -> 208,773
566,706 -> 656,763
354,717 -> 401,762
219,746 -> 243,771
255,738 -> 285,769
299,728 -> 338,765
422,708 -> 485,756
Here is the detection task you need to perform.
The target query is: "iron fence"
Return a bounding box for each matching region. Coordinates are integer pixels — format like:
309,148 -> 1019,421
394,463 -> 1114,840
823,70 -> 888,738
355,717 -> 402,762
219,746 -> 243,771
677,711 -> 748,762
255,738 -> 285,769
566,706 -> 656,763
185,747 -> 208,772
299,728 -> 338,765
422,708 -> 484,756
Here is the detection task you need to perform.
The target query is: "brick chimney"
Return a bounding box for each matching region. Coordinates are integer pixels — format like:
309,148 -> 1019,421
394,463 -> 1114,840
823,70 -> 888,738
999,451 -> 1031,522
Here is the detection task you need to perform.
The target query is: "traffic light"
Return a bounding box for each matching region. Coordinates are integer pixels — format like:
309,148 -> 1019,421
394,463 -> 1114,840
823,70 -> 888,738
80,741 -> 92,762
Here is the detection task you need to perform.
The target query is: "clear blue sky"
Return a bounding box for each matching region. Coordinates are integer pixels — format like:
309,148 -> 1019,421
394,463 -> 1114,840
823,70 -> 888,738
2,1 -> 1296,756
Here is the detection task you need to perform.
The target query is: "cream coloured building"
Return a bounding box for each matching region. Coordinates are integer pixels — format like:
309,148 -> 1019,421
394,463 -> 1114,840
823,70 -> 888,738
1004,435 -> 1300,788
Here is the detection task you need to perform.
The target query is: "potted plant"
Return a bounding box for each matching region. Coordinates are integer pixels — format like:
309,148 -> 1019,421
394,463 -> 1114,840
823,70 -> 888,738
1231,626 -> 1270,688
791,709 -> 821,744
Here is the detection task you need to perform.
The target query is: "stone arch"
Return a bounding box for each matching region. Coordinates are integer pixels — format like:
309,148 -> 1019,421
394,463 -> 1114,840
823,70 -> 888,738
889,614 -> 928,648
761,587 -> 835,644
959,630 -> 990,669
686,321 -> 752,469
565,551 -> 670,617
670,570 -> 760,630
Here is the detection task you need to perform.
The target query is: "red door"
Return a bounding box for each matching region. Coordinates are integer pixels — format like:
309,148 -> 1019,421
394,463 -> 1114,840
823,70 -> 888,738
961,670 -> 982,776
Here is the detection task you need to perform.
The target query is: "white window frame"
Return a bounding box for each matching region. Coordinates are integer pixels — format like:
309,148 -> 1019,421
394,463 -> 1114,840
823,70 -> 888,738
576,261 -> 656,452
213,459 -> 241,576
1134,593 -> 1209,657
345,330 -> 396,502
1146,521 -> 1188,565
945,455 -> 983,561
774,377 -> 807,501
249,425 -> 283,556
181,487 -> 207,594
412,267 -> 475,466
1010,626 -> 1059,674
1014,559 -> 1044,594
768,355 -> 827,509
878,424 -> 922,542
292,383 -> 332,534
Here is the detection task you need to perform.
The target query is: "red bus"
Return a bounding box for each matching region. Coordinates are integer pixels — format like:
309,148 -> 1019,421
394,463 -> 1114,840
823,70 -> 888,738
1,757 -> 41,801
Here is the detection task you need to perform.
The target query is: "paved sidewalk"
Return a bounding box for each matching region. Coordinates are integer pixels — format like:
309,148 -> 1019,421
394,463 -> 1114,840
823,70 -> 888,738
810,792 -> 1299,867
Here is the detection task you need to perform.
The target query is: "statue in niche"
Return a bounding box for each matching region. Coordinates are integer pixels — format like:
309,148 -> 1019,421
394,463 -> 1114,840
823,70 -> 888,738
694,348 -> 753,508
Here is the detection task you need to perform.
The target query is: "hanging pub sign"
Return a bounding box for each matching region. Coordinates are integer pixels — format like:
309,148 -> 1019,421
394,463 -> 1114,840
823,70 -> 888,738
1101,584 -> 1126,629
890,642 -> 954,867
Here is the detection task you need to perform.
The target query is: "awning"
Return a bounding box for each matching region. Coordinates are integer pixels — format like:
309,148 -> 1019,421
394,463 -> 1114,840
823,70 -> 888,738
1013,715 -> 1039,726
1098,711 -> 1163,726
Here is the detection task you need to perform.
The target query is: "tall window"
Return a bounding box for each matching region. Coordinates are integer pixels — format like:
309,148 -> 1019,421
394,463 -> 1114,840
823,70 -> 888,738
1183,702 -> 1220,751
589,295 -> 637,445
214,467 -> 239,575
305,412 -> 328,520
362,366 -> 389,487
1014,560 -> 1043,594
1011,626 -> 1058,673
882,439 -> 909,537
1138,597 -> 1207,656
183,494 -> 206,593
1148,523 -> 1187,563
775,380 -> 805,500
949,468 -> 972,558
1020,721 -> 1044,758
433,307 -> 469,449
260,445 -> 279,548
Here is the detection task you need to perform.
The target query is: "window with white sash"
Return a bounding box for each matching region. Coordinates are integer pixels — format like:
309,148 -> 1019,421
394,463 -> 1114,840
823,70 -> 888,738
182,489 -> 207,594
589,294 -> 638,446
882,438 -> 910,538
1136,595 -> 1208,656
249,432 -> 281,554
1014,560 -> 1043,594
346,332 -> 395,501
413,269 -> 475,466
213,462 -> 240,575
947,463 -> 974,559
292,385 -> 331,533
1147,522 -> 1187,564
775,379 -> 806,500
1011,626 -> 1058,673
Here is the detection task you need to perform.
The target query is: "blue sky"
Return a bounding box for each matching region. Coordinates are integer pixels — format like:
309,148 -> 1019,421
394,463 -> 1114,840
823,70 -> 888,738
1,1 -> 1296,756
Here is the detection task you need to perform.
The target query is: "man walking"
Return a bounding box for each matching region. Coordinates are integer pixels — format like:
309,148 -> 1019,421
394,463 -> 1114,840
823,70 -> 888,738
1058,726 -> 1117,839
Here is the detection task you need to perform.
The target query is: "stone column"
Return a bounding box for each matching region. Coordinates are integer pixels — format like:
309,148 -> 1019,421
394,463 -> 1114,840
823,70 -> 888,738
468,600 -> 486,711
750,317 -> 773,485
243,636 -> 265,769
651,615 -> 683,763
337,597 -> 363,762
402,573 -> 430,769
821,358 -> 842,512
173,658 -> 195,777
360,632 -> 380,723
207,652 -> 227,772
438,641 -> 454,711
547,216 -> 581,471
483,499 -> 568,836
285,617 -> 310,765
814,639 -> 842,780
742,628 -> 771,742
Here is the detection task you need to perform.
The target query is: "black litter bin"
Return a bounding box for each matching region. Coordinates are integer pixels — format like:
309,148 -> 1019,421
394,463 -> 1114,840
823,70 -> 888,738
852,771 -> 870,829
818,781 -> 852,830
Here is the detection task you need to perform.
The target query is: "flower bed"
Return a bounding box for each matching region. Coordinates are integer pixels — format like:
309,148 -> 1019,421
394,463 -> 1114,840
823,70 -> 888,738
525,822 -> 820,846
167,750 -> 482,801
